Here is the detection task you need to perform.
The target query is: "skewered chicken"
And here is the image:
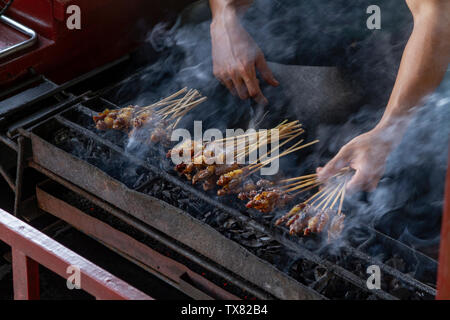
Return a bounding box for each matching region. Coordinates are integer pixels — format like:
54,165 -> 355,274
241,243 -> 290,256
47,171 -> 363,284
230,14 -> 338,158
275,203 -> 306,226
192,165 -> 216,185
245,189 -> 294,214
93,88 -> 206,146
93,106 -> 136,131
328,213 -> 346,241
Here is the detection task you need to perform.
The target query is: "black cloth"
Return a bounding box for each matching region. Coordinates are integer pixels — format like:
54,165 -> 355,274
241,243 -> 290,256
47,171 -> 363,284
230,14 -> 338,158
244,0 -> 413,67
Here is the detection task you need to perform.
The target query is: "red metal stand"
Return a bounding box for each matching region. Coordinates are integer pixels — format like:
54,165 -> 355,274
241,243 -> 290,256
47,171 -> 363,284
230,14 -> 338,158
437,148 -> 450,300
0,208 -> 152,300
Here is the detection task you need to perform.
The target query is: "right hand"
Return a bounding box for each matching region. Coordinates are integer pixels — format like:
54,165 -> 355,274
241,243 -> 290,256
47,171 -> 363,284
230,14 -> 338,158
210,12 -> 279,104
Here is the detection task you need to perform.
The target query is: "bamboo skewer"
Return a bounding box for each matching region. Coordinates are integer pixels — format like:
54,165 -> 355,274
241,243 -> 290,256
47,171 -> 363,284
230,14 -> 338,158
337,180 -> 347,215
279,177 -> 318,190
329,184 -> 345,210
321,182 -> 345,210
279,174 -> 318,184
283,179 -> 321,193
248,139 -> 318,171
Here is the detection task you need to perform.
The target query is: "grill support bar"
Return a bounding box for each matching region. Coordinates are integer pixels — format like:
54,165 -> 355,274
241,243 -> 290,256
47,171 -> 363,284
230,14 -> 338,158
28,161 -> 273,300
35,181 -> 240,300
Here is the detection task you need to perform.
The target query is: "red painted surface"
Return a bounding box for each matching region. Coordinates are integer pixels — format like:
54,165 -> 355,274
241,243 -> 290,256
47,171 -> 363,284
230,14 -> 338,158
437,148 -> 450,299
0,0 -> 172,86
12,249 -> 40,300
0,208 -> 152,300
0,23 -> 26,50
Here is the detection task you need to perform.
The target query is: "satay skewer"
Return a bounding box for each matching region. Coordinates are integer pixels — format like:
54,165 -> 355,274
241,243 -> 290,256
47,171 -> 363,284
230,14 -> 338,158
329,183 -> 345,210
214,120 -> 303,143
274,187 -> 328,226
282,178 -> 322,193
279,174 -> 318,184
246,139 -> 319,176
320,181 -> 345,210
337,180 -> 347,215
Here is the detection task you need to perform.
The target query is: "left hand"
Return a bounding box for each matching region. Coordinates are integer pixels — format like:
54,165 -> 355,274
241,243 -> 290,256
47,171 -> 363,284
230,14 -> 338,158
317,128 -> 395,192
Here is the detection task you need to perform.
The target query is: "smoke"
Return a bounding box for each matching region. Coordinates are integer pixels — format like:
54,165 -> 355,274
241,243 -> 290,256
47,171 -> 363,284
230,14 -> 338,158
322,73 -> 450,254
106,0 -> 447,257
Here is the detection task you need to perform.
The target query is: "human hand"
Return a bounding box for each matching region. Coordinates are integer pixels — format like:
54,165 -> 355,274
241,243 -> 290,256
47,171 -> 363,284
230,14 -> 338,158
317,128 -> 395,192
210,12 -> 279,104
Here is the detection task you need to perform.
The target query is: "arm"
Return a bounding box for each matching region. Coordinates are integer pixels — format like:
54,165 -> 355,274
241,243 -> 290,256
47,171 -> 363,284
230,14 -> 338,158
318,0 -> 450,192
209,0 -> 279,104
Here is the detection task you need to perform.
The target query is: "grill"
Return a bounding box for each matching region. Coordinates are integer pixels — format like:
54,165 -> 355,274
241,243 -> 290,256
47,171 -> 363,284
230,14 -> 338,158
0,55 -> 439,300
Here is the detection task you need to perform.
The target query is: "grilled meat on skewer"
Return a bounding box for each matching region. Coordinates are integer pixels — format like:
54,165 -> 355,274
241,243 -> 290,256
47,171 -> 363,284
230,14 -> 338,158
317,209 -> 332,233
238,190 -> 258,201
246,189 -> 294,214
217,186 -> 243,196
202,176 -> 218,191
275,203 -> 306,226
256,179 -> 275,188
215,163 -> 240,176
93,106 -> 136,131
246,190 -> 280,213
192,165 -> 216,185
289,205 -> 315,235
167,139 -> 200,159
217,168 -> 248,187
328,214 -> 346,241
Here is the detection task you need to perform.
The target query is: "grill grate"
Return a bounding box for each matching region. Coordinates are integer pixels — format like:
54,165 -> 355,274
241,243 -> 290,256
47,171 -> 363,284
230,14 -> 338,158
23,96 -> 437,299
1,57 -> 439,299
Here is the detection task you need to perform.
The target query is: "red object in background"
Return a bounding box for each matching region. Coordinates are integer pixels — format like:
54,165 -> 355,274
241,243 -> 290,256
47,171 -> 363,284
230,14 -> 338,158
0,0 -> 169,86
437,147 -> 450,300
0,208 -> 152,300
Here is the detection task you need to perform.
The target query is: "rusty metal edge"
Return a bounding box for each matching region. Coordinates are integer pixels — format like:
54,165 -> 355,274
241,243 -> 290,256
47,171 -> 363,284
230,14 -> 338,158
0,208 -> 152,300
28,161 -> 273,300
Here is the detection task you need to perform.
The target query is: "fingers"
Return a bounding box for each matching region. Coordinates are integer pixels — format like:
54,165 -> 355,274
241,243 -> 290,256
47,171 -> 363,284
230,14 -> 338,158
366,177 -> 381,192
346,169 -> 368,192
214,54 -> 278,103
231,72 -> 249,100
222,78 -> 236,96
241,65 -> 268,105
256,54 -> 279,87
349,167 -> 383,192
318,148 -> 350,182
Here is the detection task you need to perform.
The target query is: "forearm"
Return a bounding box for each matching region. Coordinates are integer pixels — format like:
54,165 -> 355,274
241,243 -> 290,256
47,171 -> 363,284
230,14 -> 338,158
376,0 -> 450,131
209,0 -> 253,20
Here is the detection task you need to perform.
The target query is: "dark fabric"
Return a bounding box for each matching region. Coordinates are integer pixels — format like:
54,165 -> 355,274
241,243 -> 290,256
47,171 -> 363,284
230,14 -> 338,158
243,0 -> 413,66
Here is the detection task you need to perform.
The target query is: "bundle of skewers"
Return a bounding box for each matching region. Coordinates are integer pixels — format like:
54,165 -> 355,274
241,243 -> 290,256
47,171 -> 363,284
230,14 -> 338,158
167,120 -> 319,195
274,168 -> 351,242
239,173 -> 321,214
93,88 -> 207,145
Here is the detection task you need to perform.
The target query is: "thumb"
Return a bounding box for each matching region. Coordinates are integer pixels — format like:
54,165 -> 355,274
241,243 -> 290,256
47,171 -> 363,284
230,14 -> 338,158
256,55 -> 279,87
318,149 -> 350,182
346,168 -> 367,193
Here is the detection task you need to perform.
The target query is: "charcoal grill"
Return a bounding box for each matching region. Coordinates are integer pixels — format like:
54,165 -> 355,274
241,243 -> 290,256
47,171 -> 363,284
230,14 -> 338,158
0,51 -> 442,299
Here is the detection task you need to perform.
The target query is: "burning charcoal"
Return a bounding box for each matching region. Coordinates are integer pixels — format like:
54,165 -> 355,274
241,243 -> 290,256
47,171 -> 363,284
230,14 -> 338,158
311,272 -> 332,292
162,190 -> 172,200
240,231 -> 254,239
265,245 -> 282,253
240,239 -> 265,248
258,236 -> 272,242
313,267 -> 327,281
223,219 -> 237,229
384,255 -> 407,273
